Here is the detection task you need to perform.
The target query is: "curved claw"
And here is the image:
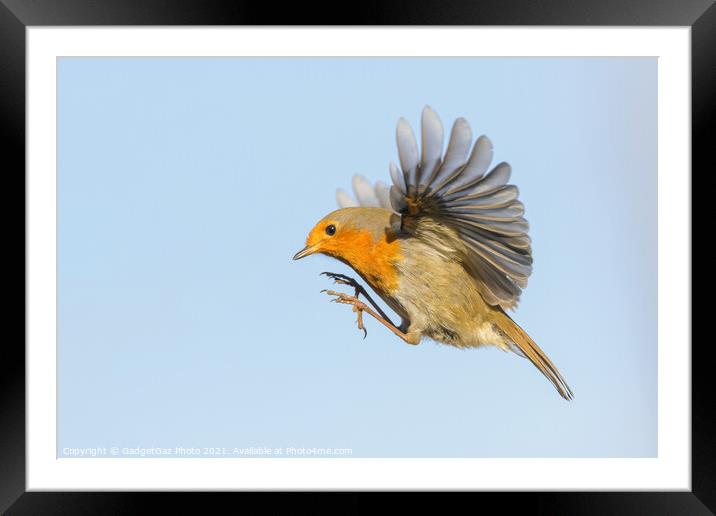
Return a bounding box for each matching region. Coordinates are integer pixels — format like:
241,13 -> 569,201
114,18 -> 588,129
321,271 -> 356,284
322,289 -> 369,340
321,271 -> 347,277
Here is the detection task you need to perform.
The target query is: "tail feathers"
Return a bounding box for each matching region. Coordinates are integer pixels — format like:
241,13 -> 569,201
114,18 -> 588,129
494,311 -> 574,401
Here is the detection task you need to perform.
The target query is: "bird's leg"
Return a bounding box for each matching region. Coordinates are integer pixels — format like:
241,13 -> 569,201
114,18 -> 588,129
321,287 -> 369,338
320,272 -> 393,323
322,289 -> 421,345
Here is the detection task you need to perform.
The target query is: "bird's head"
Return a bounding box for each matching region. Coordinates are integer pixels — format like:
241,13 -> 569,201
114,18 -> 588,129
293,207 -> 397,267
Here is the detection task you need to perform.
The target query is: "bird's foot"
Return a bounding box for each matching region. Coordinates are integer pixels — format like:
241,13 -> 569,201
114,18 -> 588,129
320,272 -> 362,298
320,272 -> 395,325
321,289 -> 368,339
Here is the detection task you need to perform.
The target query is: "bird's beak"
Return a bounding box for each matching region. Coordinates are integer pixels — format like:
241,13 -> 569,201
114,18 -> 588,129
293,244 -> 318,260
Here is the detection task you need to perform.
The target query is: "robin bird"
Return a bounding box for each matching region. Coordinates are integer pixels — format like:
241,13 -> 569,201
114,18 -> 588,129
293,106 -> 573,401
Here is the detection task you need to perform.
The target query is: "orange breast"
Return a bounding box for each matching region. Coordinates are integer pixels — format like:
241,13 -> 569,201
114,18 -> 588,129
324,228 -> 402,294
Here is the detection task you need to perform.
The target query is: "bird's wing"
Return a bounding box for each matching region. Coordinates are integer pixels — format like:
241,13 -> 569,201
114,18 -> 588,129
336,175 -> 394,211
388,106 -> 533,310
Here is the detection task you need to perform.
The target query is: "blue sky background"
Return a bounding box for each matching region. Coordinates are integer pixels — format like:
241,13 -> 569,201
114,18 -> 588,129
57,57 -> 657,458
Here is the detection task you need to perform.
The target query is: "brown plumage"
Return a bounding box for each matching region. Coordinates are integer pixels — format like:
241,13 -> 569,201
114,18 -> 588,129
294,106 -> 573,401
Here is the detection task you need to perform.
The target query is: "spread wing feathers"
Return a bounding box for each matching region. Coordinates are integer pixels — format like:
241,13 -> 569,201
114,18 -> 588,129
336,174 -> 393,210
389,106 -> 533,310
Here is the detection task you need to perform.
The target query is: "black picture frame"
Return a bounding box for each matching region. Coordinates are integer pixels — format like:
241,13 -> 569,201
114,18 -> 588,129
4,1 -> 711,513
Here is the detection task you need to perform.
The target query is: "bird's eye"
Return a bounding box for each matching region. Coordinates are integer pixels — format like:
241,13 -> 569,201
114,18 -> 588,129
325,224 -> 336,236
